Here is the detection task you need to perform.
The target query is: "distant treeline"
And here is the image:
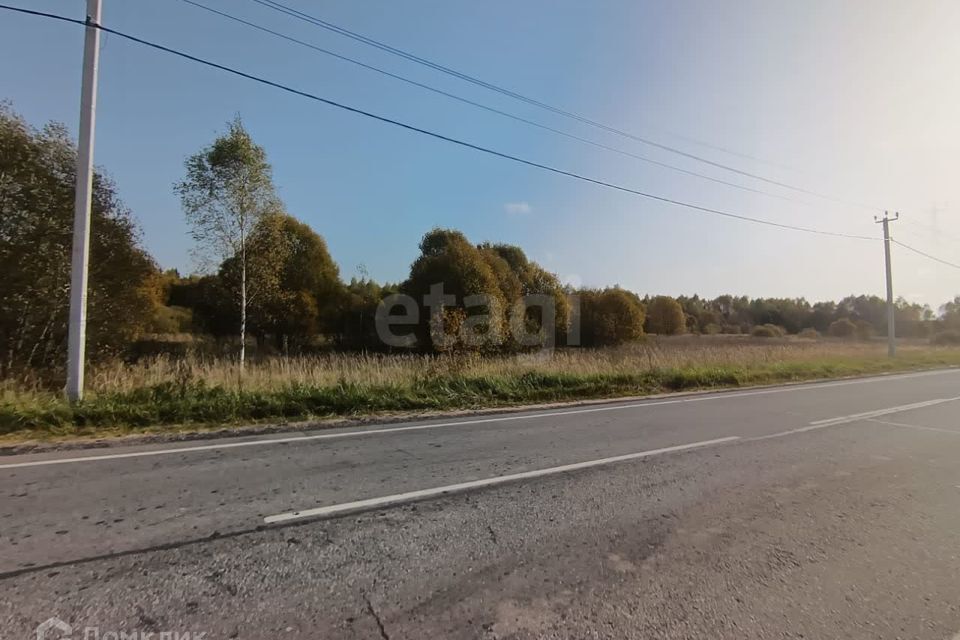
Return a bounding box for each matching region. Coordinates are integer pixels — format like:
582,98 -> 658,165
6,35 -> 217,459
3,104 -> 959,378
156,257 -> 951,351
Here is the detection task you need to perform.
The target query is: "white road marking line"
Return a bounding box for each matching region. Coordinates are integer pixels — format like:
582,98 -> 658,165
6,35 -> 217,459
807,397 -> 960,427
868,419 -> 960,435
745,423 -> 840,442
745,396 -> 960,442
263,436 -> 741,524
0,398 -> 704,470
2,368 -> 957,470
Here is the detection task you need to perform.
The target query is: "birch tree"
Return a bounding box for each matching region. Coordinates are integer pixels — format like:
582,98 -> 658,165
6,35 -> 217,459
175,117 -> 279,369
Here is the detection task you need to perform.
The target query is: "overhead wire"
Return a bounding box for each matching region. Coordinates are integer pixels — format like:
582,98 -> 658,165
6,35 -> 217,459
248,0 -> 882,211
0,3 -> 890,247
8,2 -> 960,284
891,239 -> 960,271
11,2 -> 960,276
179,0 -> 822,209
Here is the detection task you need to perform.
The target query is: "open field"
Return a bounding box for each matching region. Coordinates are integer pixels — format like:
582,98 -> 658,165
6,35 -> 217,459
2,337 -> 959,441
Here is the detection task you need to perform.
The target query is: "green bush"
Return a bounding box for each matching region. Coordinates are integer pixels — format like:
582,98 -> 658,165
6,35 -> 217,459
751,324 -> 785,338
797,328 -> 820,339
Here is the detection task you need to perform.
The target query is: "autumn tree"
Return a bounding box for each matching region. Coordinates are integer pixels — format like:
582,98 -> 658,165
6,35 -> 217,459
398,231 -> 573,352
402,229 -> 506,351
241,214 -> 343,349
480,243 -> 571,348
0,103 -> 158,377
175,117 -> 280,368
578,287 -> 645,347
645,295 -> 686,335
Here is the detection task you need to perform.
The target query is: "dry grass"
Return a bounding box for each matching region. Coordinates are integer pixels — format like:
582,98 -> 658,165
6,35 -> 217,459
61,337 -> 908,395
1,336 -> 957,437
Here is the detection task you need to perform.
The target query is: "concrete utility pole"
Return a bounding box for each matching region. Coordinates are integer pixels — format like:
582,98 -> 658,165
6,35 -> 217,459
875,211 -> 899,358
66,0 -> 103,402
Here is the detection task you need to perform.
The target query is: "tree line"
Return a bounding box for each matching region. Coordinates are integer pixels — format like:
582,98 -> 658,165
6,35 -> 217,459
3,105 -> 959,378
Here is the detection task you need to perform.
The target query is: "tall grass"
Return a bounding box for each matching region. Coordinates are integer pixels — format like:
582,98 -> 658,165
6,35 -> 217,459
2,337 -> 958,439
77,338 -> 906,392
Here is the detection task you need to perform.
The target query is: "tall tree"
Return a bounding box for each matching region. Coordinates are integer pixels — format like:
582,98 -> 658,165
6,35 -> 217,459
238,213 -> 343,349
645,296 -> 686,335
578,287 -> 645,347
0,103 -> 158,378
335,277 -> 396,350
480,243 -> 572,344
402,229 -> 506,351
175,117 -> 280,368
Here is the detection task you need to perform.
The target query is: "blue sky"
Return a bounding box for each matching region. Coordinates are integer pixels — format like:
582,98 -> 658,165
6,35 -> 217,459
3,0 -> 959,307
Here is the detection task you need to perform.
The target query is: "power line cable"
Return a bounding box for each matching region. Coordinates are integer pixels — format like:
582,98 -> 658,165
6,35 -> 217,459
891,239 -> 960,271
249,0 -> 881,210
660,128 -> 803,172
0,3 -> 878,242
900,217 -> 960,244
179,0 -> 823,210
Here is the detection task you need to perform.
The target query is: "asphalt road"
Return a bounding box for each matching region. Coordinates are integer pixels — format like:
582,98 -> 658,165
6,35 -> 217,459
3,368 -> 960,639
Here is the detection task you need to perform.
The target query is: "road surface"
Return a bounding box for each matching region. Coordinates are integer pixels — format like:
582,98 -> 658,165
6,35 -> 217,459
3,368 -> 960,638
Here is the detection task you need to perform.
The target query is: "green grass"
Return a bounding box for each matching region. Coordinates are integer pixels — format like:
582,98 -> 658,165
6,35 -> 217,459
2,348 -> 958,442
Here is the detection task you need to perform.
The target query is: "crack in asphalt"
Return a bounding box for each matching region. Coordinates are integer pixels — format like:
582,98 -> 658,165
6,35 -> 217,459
363,594 -> 391,640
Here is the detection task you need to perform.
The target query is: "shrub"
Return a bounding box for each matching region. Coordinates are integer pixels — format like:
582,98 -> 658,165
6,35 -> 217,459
751,323 -> 785,338
703,323 -> 722,335
797,328 -> 820,339
402,228 -> 507,352
645,296 -> 686,335
932,330 -> 960,345
149,305 -> 194,334
828,318 -> 857,339
578,288 -> 646,347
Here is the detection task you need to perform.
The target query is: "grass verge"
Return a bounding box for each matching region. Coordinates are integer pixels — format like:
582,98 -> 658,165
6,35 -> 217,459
2,347 -> 959,443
